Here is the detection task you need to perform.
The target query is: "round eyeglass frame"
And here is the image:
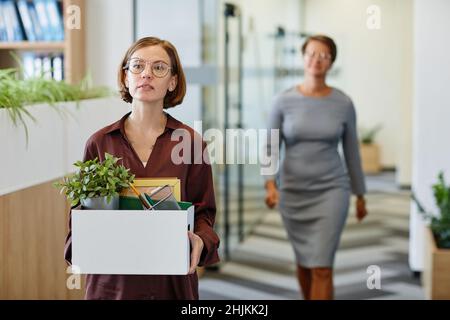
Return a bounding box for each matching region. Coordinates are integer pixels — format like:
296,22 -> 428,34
303,50 -> 332,62
124,58 -> 173,78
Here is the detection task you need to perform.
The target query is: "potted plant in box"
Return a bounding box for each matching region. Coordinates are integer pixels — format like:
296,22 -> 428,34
54,153 -> 135,210
412,171 -> 450,299
359,124 -> 382,174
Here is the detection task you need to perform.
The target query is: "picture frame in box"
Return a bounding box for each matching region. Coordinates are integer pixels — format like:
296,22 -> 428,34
120,177 -> 181,201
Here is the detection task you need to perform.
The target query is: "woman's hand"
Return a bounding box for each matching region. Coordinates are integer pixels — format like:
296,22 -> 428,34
188,231 -> 204,274
265,180 -> 279,209
356,195 -> 368,222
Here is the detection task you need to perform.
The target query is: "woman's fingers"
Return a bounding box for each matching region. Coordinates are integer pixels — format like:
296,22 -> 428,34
265,190 -> 279,209
356,204 -> 368,222
188,231 -> 204,274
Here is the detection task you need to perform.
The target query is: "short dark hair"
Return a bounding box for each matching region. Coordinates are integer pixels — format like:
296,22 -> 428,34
118,37 -> 186,108
301,35 -> 337,64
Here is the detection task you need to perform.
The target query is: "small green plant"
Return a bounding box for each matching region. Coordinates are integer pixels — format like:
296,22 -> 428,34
54,153 -> 135,207
412,171 -> 450,249
359,124 -> 383,144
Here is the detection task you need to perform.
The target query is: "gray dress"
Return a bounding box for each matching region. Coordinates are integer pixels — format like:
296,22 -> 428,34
265,86 -> 366,267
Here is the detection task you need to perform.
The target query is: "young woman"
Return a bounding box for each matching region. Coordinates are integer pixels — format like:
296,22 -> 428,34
64,37 -> 220,300
265,35 -> 368,300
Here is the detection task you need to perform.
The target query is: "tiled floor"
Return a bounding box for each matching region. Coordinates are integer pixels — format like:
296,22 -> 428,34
199,173 -> 424,300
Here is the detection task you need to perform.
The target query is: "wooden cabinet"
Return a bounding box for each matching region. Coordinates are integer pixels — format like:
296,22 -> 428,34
423,227 -> 450,300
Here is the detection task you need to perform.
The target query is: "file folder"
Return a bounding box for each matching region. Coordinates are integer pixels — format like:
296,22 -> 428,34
45,0 -> 64,41
27,1 -> 43,41
2,0 -> 24,41
17,0 -> 36,41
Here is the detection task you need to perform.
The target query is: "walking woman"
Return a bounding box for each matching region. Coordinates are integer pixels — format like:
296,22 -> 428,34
64,37 -> 220,299
264,35 -> 368,300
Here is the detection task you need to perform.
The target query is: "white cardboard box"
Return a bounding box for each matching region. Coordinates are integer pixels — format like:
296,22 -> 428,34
71,206 -> 194,275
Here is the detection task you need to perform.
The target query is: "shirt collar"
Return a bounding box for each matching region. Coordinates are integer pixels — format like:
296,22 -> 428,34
104,111 -> 180,136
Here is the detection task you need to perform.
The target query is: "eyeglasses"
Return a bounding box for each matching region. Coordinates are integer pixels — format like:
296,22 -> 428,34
304,50 -> 332,62
124,58 -> 172,77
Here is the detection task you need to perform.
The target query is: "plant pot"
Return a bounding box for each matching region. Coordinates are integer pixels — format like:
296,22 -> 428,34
422,227 -> 450,299
81,195 -> 119,210
360,143 -> 381,174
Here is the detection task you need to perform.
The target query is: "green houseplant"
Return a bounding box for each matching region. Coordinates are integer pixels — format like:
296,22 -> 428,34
412,171 -> 450,249
54,153 -> 135,209
359,124 -> 383,174
0,66 -> 111,145
359,124 -> 383,145
412,171 -> 450,299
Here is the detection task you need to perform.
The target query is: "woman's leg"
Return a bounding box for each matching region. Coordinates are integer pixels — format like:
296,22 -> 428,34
296,265 -> 312,300
310,267 -> 334,300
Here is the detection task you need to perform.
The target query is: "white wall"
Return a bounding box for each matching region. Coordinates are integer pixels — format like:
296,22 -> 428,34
303,0 -> 413,184
86,0 -> 204,128
135,0 -> 203,128
409,0 -> 450,271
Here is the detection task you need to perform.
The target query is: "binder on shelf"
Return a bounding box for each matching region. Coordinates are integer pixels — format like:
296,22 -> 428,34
0,2 -> 8,41
51,53 -> 63,81
22,52 -> 34,78
45,0 -> 63,41
34,0 -> 52,41
42,55 -> 52,79
2,0 -> 25,41
33,54 -> 43,77
20,52 -> 64,81
27,0 -> 43,41
17,0 -> 36,41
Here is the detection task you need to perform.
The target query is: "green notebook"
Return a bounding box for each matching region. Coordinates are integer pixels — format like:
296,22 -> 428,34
119,195 -> 192,211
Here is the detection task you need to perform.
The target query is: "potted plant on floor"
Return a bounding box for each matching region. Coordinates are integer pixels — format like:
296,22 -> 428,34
54,153 -> 135,210
412,171 -> 450,299
359,124 -> 383,174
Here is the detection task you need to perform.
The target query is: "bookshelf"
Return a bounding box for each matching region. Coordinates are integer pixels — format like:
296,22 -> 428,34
0,0 -> 85,84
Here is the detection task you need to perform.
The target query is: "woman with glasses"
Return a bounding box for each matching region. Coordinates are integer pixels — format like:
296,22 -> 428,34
264,35 -> 368,300
64,37 -> 220,300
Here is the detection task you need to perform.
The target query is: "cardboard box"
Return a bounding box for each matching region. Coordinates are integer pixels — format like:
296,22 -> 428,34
120,178 -> 181,201
71,205 -> 194,275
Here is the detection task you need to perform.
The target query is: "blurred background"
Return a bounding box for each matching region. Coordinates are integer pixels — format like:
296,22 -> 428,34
1,0 -> 449,300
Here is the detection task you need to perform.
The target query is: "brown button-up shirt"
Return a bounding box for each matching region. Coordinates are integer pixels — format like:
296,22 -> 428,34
64,111 -> 220,300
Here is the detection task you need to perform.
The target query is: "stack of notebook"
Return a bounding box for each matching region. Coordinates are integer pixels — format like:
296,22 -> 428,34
120,178 -> 192,211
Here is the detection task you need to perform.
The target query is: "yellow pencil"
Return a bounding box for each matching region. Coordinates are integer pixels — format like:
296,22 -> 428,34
128,183 -> 152,210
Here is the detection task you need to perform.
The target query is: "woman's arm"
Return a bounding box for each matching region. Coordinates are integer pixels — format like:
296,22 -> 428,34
342,102 -> 366,196
263,96 -> 284,208
343,102 -> 368,221
186,141 -> 220,267
263,96 -> 284,183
